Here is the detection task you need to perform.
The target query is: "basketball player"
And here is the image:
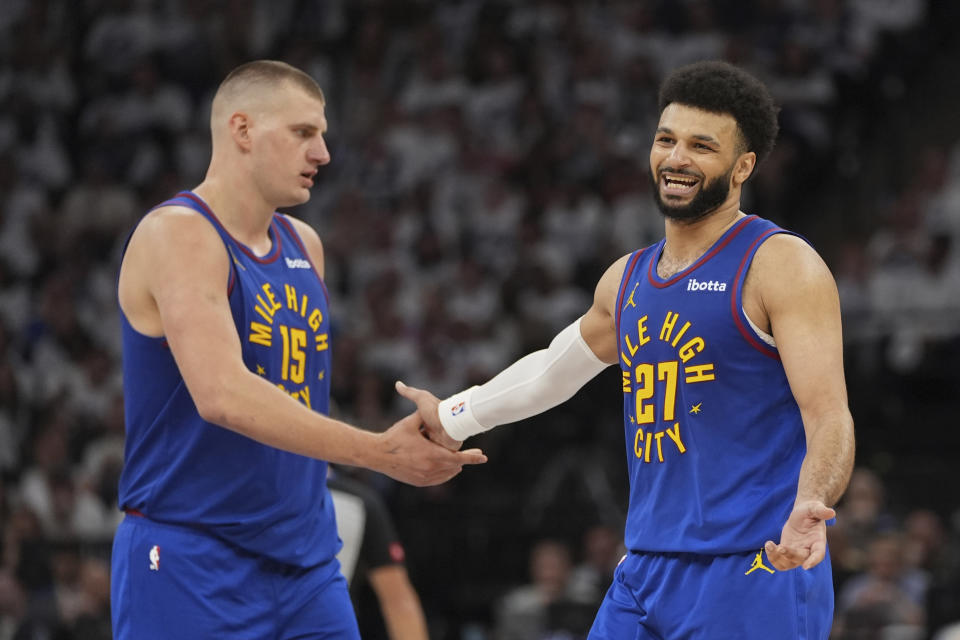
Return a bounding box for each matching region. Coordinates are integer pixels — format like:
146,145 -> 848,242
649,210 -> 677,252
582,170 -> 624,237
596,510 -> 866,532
397,60 -> 855,638
111,60 -> 486,640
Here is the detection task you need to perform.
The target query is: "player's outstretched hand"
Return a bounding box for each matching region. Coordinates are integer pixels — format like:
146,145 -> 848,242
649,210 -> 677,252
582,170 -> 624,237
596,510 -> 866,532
764,500 -> 835,571
394,380 -> 463,451
376,410 -> 486,487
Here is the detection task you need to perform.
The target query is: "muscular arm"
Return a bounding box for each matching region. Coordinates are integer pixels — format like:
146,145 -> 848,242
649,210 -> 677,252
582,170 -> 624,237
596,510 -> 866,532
367,565 -> 430,640
580,253 -> 631,364
749,234 -> 856,569
118,208 -> 485,486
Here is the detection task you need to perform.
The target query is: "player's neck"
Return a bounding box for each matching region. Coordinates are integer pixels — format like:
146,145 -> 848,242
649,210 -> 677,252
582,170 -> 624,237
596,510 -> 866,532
658,202 -> 746,278
193,175 -> 275,254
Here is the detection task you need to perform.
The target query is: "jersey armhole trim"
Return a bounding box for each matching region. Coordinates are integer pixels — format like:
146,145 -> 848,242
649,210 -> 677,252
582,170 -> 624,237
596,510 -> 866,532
731,228 -> 781,360
614,250 -> 645,350
647,215 -> 757,289
275,214 -> 330,306
180,191 -> 284,264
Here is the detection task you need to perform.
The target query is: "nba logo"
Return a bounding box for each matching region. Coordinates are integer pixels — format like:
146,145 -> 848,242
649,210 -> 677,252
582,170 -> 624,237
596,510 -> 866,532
451,401 -> 466,416
149,545 -> 161,571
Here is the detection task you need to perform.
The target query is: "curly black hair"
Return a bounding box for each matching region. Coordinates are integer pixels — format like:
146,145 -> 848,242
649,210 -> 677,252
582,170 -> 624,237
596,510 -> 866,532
658,60 -> 779,165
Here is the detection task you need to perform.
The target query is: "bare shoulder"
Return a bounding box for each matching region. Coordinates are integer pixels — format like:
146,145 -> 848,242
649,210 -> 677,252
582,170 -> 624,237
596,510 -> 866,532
595,252 -> 634,310
120,204 -> 229,335
745,233 -> 840,335
580,252 -> 634,364
125,204 -> 228,275
130,204 -> 222,251
752,233 -> 836,295
281,214 -> 325,272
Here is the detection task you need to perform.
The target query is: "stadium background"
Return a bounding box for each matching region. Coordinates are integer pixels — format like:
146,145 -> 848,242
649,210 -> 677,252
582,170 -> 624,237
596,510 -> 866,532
1,0 -> 959,638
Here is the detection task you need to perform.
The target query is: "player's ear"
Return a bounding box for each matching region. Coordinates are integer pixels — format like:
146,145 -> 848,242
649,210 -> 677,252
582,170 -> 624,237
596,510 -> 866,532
732,151 -> 756,187
228,112 -> 253,151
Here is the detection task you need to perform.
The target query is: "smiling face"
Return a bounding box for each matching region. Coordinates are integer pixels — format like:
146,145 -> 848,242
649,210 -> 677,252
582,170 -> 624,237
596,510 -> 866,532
248,83 -> 331,209
649,103 -> 755,224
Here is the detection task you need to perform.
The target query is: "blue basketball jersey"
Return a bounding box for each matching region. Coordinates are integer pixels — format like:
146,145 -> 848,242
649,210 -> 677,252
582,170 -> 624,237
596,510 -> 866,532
118,191 -> 339,568
615,215 -> 806,554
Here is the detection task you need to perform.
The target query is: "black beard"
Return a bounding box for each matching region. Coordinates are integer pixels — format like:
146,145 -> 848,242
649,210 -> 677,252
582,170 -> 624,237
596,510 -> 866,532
651,166 -> 733,224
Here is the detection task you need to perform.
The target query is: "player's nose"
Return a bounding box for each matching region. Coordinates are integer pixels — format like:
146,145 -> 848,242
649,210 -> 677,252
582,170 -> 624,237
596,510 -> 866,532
308,138 -> 331,166
667,143 -> 692,166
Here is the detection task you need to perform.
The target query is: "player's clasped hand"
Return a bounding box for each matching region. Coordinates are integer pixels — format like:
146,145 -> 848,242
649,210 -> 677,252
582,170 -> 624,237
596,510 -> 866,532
394,380 -> 464,451
764,500 -> 836,571
376,411 -> 486,487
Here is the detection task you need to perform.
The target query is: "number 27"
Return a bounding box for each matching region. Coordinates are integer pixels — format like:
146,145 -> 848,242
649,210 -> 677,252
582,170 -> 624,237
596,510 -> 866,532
634,361 -> 678,424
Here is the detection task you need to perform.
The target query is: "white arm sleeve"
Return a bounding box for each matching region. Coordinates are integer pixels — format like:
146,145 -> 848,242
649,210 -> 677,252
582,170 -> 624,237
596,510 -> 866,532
437,318 -> 609,441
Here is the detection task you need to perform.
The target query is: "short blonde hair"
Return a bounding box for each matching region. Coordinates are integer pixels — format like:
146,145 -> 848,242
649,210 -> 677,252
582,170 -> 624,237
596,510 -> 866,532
216,60 -> 325,106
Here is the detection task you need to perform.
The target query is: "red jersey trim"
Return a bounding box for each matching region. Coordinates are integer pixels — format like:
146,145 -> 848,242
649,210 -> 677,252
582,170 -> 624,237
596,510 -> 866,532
274,214 -> 330,306
227,262 -> 236,297
647,215 -> 757,289
179,192 -> 283,264
615,250 -> 645,344
731,228 -> 780,360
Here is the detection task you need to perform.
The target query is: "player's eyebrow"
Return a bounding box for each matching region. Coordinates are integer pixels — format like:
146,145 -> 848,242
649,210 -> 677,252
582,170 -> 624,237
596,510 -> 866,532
656,128 -> 719,144
691,134 -> 720,145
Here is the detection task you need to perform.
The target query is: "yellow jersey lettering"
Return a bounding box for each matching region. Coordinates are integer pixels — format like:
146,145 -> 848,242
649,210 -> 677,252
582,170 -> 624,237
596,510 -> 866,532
634,364 -> 655,424
624,334 -> 640,357
308,308 -> 324,332
261,283 -> 282,314
659,311 -> 679,342
288,328 -> 307,384
249,322 -> 273,346
284,284 -> 299,312
300,294 -> 309,318
298,385 -> 311,409
254,303 -> 274,324
636,315 -> 650,346
670,321 -> 691,348
633,423 -> 688,462
634,428 -> 644,459
658,360 -> 678,421
277,382 -> 312,409
665,423 -> 686,453
684,364 -> 716,383
678,337 -> 705,363
653,431 -> 666,462
315,333 -> 329,351
279,325 -> 291,380
622,371 -> 631,393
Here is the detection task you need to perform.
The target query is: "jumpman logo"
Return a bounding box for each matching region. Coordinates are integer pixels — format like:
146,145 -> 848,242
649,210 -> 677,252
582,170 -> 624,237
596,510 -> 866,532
744,551 -> 775,575
622,282 -> 640,310
227,245 -> 247,270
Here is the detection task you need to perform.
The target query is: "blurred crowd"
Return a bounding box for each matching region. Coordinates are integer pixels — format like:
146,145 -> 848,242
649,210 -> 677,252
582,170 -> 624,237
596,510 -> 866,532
0,0 -> 959,638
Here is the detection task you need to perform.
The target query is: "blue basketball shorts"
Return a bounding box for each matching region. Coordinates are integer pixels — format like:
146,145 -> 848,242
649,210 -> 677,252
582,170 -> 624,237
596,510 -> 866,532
111,514 -> 360,640
588,547 -> 834,639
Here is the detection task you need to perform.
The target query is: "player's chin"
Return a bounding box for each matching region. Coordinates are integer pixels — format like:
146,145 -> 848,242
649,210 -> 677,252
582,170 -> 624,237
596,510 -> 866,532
283,188 -> 312,207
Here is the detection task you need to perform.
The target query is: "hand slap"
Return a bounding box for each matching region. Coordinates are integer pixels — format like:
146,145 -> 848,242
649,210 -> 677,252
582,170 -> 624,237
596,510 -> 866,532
377,411 -> 486,487
395,380 -> 464,451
